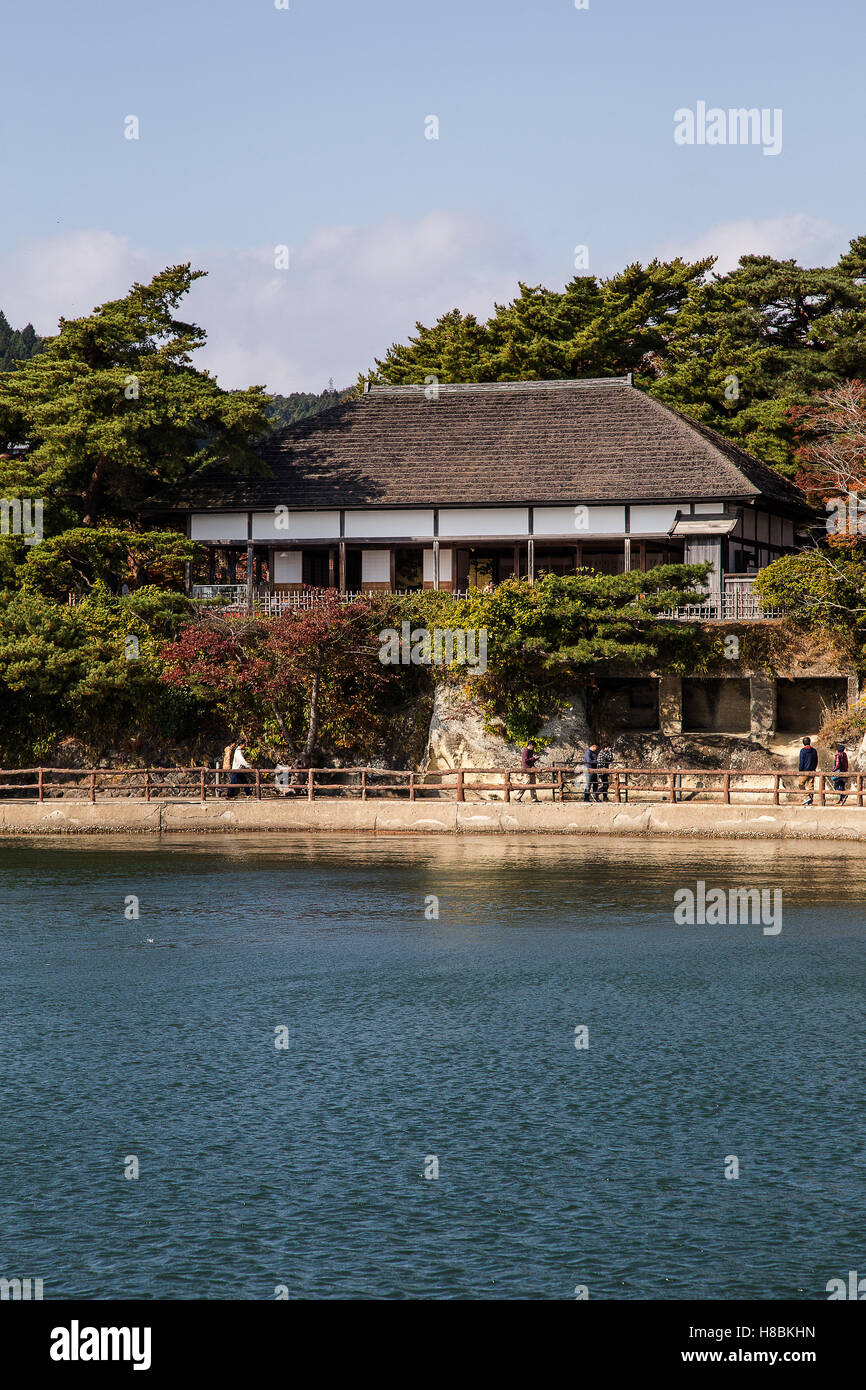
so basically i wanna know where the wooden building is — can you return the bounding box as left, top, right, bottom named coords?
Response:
left=164, top=376, right=810, bottom=607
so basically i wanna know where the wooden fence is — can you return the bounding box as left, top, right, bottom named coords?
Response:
left=0, top=766, right=861, bottom=806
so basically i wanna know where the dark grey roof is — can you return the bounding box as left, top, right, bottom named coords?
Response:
left=174, top=377, right=807, bottom=512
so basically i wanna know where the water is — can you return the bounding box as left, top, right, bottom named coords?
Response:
left=2, top=833, right=865, bottom=1301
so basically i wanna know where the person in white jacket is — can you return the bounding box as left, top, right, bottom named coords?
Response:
left=227, top=740, right=253, bottom=798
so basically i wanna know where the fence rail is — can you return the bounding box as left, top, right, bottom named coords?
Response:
left=0, top=766, right=860, bottom=806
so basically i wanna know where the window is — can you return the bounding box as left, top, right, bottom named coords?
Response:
left=583, top=549, right=624, bottom=575
left=346, top=550, right=361, bottom=590
left=302, top=551, right=330, bottom=586
left=394, top=547, right=423, bottom=591
left=535, top=549, right=576, bottom=576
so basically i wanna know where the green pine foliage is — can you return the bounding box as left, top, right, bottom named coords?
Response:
left=453, top=571, right=712, bottom=743
left=0, top=311, right=45, bottom=371
left=0, top=264, right=270, bottom=528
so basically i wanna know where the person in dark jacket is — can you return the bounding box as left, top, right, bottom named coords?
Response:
left=517, top=741, right=538, bottom=802
left=596, top=743, right=614, bottom=802
left=798, top=736, right=818, bottom=806
left=832, top=743, right=849, bottom=804
left=583, top=743, right=599, bottom=802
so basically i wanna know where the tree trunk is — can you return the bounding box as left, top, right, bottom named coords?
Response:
left=267, top=700, right=297, bottom=758
left=82, top=458, right=107, bottom=526
left=304, top=661, right=322, bottom=759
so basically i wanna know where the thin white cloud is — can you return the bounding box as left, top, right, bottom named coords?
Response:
left=0, top=230, right=155, bottom=330
left=0, top=214, right=529, bottom=393
left=657, top=214, right=846, bottom=274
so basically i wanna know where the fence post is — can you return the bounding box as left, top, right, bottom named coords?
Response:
left=361, top=770, right=367, bottom=800
left=668, top=770, right=676, bottom=803
left=89, top=771, right=96, bottom=805
left=200, top=768, right=206, bottom=801
left=409, top=772, right=415, bottom=802
left=456, top=769, right=464, bottom=803
left=613, top=770, right=620, bottom=804
left=819, top=773, right=825, bottom=807
left=859, top=773, right=864, bottom=808
left=773, top=773, right=780, bottom=806
left=145, top=769, right=150, bottom=803
left=255, top=768, right=262, bottom=800
left=723, top=771, right=731, bottom=805
left=557, top=768, right=563, bottom=802
left=503, top=770, right=511, bottom=803
left=38, top=767, right=44, bottom=803
left=308, top=766, right=314, bottom=801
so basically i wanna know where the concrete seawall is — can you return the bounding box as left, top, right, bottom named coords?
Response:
left=4, top=798, right=866, bottom=841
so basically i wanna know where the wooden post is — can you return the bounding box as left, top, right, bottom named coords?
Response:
left=859, top=773, right=864, bottom=808
left=557, top=768, right=563, bottom=802
left=255, top=768, right=261, bottom=800
left=773, top=773, right=780, bottom=806
left=723, top=771, right=731, bottom=805
left=668, top=770, right=675, bottom=803
left=819, top=773, right=825, bottom=807
left=38, top=767, right=44, bottom=803
left=503, top=770, right=511, bottom=803
left=200, top=768, right=206, bottom=801
left=613, top=770, right=620, bottom=804
left=89, top=771, right=96, bottom=805
left=308, top=766, right=314, bottom=800
left=361, top=769, right=367, bottom=800
left=409, top=772, right=416, bottom=801
left=456, top=769, right=464, bottom=802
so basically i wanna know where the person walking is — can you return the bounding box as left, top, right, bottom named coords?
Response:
left=832, top=742, right=849, bottom=804
left=516, top=741, right=538, bottom=802
left=584, top=742, right=599, bottom=802
left=596, top=742, right=614, bottom=802
left=798, top=736, right=818, bottom=806
left=227, top=739, right=253, bottom=798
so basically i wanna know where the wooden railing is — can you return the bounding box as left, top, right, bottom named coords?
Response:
left=0, top=766, right=861, bottom=806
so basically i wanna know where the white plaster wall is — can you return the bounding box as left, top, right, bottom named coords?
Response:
left=191, top=513, right=248, bottom=541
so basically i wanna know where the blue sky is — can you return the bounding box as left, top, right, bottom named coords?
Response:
left=1, top=0, right=863, bottom=390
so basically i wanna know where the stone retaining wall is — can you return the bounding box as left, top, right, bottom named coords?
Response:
left=3, top=799, right=866, bottom=841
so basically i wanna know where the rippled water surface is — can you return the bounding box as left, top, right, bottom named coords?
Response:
left=2, top=833, right=865, bottom=1300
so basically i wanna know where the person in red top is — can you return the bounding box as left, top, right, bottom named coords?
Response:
left=832, top=743, right=849, bottom=804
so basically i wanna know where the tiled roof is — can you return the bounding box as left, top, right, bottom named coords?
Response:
left=174, top=378, right=807, bottom=512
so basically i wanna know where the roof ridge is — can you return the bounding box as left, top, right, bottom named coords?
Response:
left=369, top=376, right=632, bottom=395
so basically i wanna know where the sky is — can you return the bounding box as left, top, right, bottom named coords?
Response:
left=1, top=0, right=863, bottom=392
